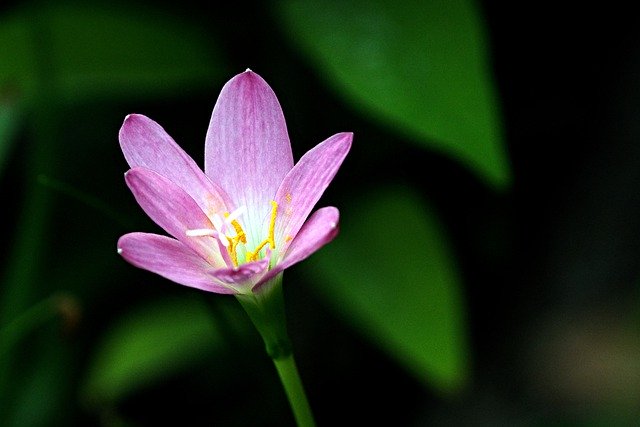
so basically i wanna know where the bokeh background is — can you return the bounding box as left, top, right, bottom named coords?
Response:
left=2, top=0, right=640, bottom=425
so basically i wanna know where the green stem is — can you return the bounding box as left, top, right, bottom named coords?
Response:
left=236, top=276, right=316, bottom=427
left=272, top=352, right=316, bottom=427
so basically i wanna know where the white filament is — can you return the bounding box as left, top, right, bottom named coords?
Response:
left=186, top=206, right=247, bottom=250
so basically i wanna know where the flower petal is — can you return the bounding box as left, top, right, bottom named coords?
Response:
left=273, top=132, right=352, bottom=250
left=257, top=207, right=340, bottom=289
left=118, top=233, right=236, bottom=294
left=120, top=114, right=230, bottom=216
left=209, top=258, right=269, bottom=290
left=205, top=70, right=294, bottom=239
left=125, top=167, right=221, bottom=263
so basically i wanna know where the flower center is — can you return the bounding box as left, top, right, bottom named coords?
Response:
left=186, top=201, right=278, bottom=268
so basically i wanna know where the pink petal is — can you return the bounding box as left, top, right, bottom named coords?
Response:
left=125, top=167, right=221, bottom=263
left=209, top=258, right=269, bottom=287
left=119, top=114, right=230, bottom=216
left=118, top=233, right=236, bottom=294
left=257, top=207, right=340, bottom=289
left=273, top=132, right=351, bottom=250
left=204, top=70, right=294, bottom=233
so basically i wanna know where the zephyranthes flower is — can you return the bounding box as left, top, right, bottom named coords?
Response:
left=117, top=70, right=352, bottom=295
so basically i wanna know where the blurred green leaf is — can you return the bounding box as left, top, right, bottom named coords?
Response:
left=0, top=295, right=66, bottom=359
left=7, top=333, right=73, bottom=427
left=0, top=14, right=37, bottom=100
left=37, top=174, right=134, bottom=229
left=0, top=2, right=225, bottom=104
left=277, top=0, right=510, bottom=189
left=307, top=186, right=469, bottom=393
left=0, top=96, right=20, bottom=174
left=0, top=294, right=76, bottom=424
left=82, top=296, right=230, bottom=406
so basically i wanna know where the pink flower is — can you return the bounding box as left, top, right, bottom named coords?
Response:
left=117, top=70, right=352, bottom=295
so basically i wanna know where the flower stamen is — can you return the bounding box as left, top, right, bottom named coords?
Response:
left=225, top=214, right=247, bottom=244
left=246, top=201, right=278, bottom=261
left=268, top=200, right=278, bottom=249
left=187, top=201, right=278, bottom=265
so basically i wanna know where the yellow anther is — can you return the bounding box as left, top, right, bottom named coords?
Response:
left=233, top=221, right=246, bottom=243
left=224, top=213, right=247, bottom=244
left=245, top=201, right=279, bottom=262
left=246, top=239, right=269, bottom=262
left=285, top=193, right=292, bottom=204
left=228, top=244, right=238, bottom=266
left=268, top=200, right=278, bottom=249
left=285, top=235, right=293, bottom=243
left=228, top=234, right=246, bottom=266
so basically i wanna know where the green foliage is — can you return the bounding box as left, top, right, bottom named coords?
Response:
left=308, top=185, right=469, bottom=393
left=0, top=2, right=226, bottom=105
left=277, top=0, right=511, bottom=189
left=0, top=98, right=20, bottom=175
left=0, top=4, right=228, bottom=420
left=82, top=296, right=231, bottom=406
left=8, top=334, right=72, bottom=427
